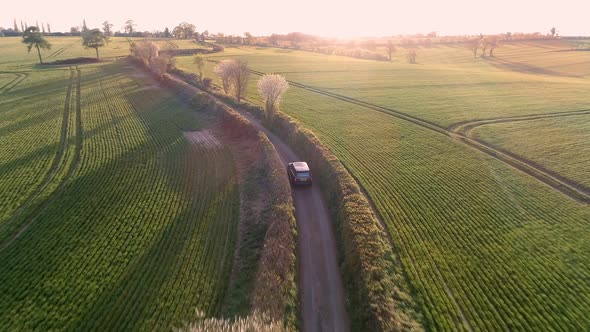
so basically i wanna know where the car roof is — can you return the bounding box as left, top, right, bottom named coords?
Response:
left=291, top=161, right=310, bottom=172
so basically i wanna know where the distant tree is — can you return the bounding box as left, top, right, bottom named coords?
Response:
left=36, top=20, right=39, bottom=29
left=47, top=23, right=51, bottom=34
left=469, top=37, right=481, bottom=58
left=82, top=19, right=88, bottom=32
left=164, top=27, right=171, bottom=38
left=258, top=74, right=289, bottom=118
left=406, top=49, right=417, bottom=64
left=70, top=26, right=81, bottom=35
left=172, top=25, right=182, bottom=39
left=506, top=32, right=512, bottom=40
left=41, top=22, right=46, bottom=34
left=25, top=22, right=28, bottom=29
left=124, top=20, right=136, bottom=35
left=386, top=40, right=396, bottom=61
left=550, top=27, right=556, bottom=37
left=82, top=29, right=107, bottom=58
left=201, top=30, right=209, bottom=42
left=488, top=36, right=500, bottom=57
left=20, top=21, right=24, bottom=32
left=13, top=18, right=19, bottom=32
left=192, top=55, right=205, bottom=80
left=22, top=26, right=51, bottom=64
left=244, top=32, right=252, bottom=45
left=269, top=34, right=279, bottom=46
left=102, top=21, right=113, bottom=36
left=173, top=22, right=196, bottom=39
left=480, top=37, right=489, bottom=57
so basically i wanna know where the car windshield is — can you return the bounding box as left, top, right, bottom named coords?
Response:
left=297, top=171, right=310, bottom=178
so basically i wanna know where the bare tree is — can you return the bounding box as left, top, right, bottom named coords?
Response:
left=233, top=59, right=250, bottom=102
left=244, top=32, right=252, bottom=45
left=102, top=21, right=113, bottom=37
left=214, top=59, right=235, bottom=94
left=488, top=36, right=500, bottom=57
left=469, top=38, right=480, bottom=58
left=124, top=20, right=136, bottom=35
left=480, top=37, right=489, bottom=57
left=550, top=27, right=557, bottom=37
left=214, top=59, right=250, bottom=101
left=386, top=40, right=396, bottom=61
left=258, top=74, right=289, bottom=118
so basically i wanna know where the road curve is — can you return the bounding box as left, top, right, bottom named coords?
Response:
left=237, top=110, right=350, bottom=332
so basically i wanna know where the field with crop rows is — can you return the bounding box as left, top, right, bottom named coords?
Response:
left=472, top=114, right=590, bottom=189
left=178, top=41, right=590, bottom=329
left=0, top=61, right=240, bottom=330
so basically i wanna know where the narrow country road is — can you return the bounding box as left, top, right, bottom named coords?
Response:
left=168, top=74, right=350, bottom=331
left=246, top=117, right=351, bottom=332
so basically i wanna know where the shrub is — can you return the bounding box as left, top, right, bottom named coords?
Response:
left=202, top=77, right=212, bottom=89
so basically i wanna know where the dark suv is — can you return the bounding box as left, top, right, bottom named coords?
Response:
left=287, top=162, right=313, bottom=185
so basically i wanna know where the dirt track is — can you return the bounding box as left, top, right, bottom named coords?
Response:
left=169, top=75, right=350, bottom=331
left=228, top=105, right=350, bottom=332
left=262, top=123, right=351, bottom=332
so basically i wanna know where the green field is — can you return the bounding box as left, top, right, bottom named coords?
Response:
left=178, top=42, right=590, bottom=330
left=0, top=61, right=240, bottom=330
left=472, top=114, right=590, bottom=189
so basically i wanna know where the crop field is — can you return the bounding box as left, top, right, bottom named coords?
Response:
left=0, top=61, right=240, bottom=330
left=178, top=42, right=590, bottom=330
left=472, top=114, right=590, bottom=189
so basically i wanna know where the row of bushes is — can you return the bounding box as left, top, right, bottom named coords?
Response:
left=199, top=84, right=423, bottom=331
left=148, top=66, right=298, bottom=329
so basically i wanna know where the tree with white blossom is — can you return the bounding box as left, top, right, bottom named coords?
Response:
left=258, top=74, right=289, bottom=118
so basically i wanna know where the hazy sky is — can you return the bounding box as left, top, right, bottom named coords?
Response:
left=3, top=0, right=589, bottom=37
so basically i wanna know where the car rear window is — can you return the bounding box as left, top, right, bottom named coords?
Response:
left=297, top=171, right=311, bottom=177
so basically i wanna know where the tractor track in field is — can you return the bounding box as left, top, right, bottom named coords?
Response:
left=241, top=67, right=589, bottom=204
left=449, top=109, right=590, bottom=135
left=47, top=42, right=75, bottom=58
left=448, top=109, right=590, bottom=195
left=0, top=68, right=83, bottom=251
left=0, top=72, right=28, bottom=95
